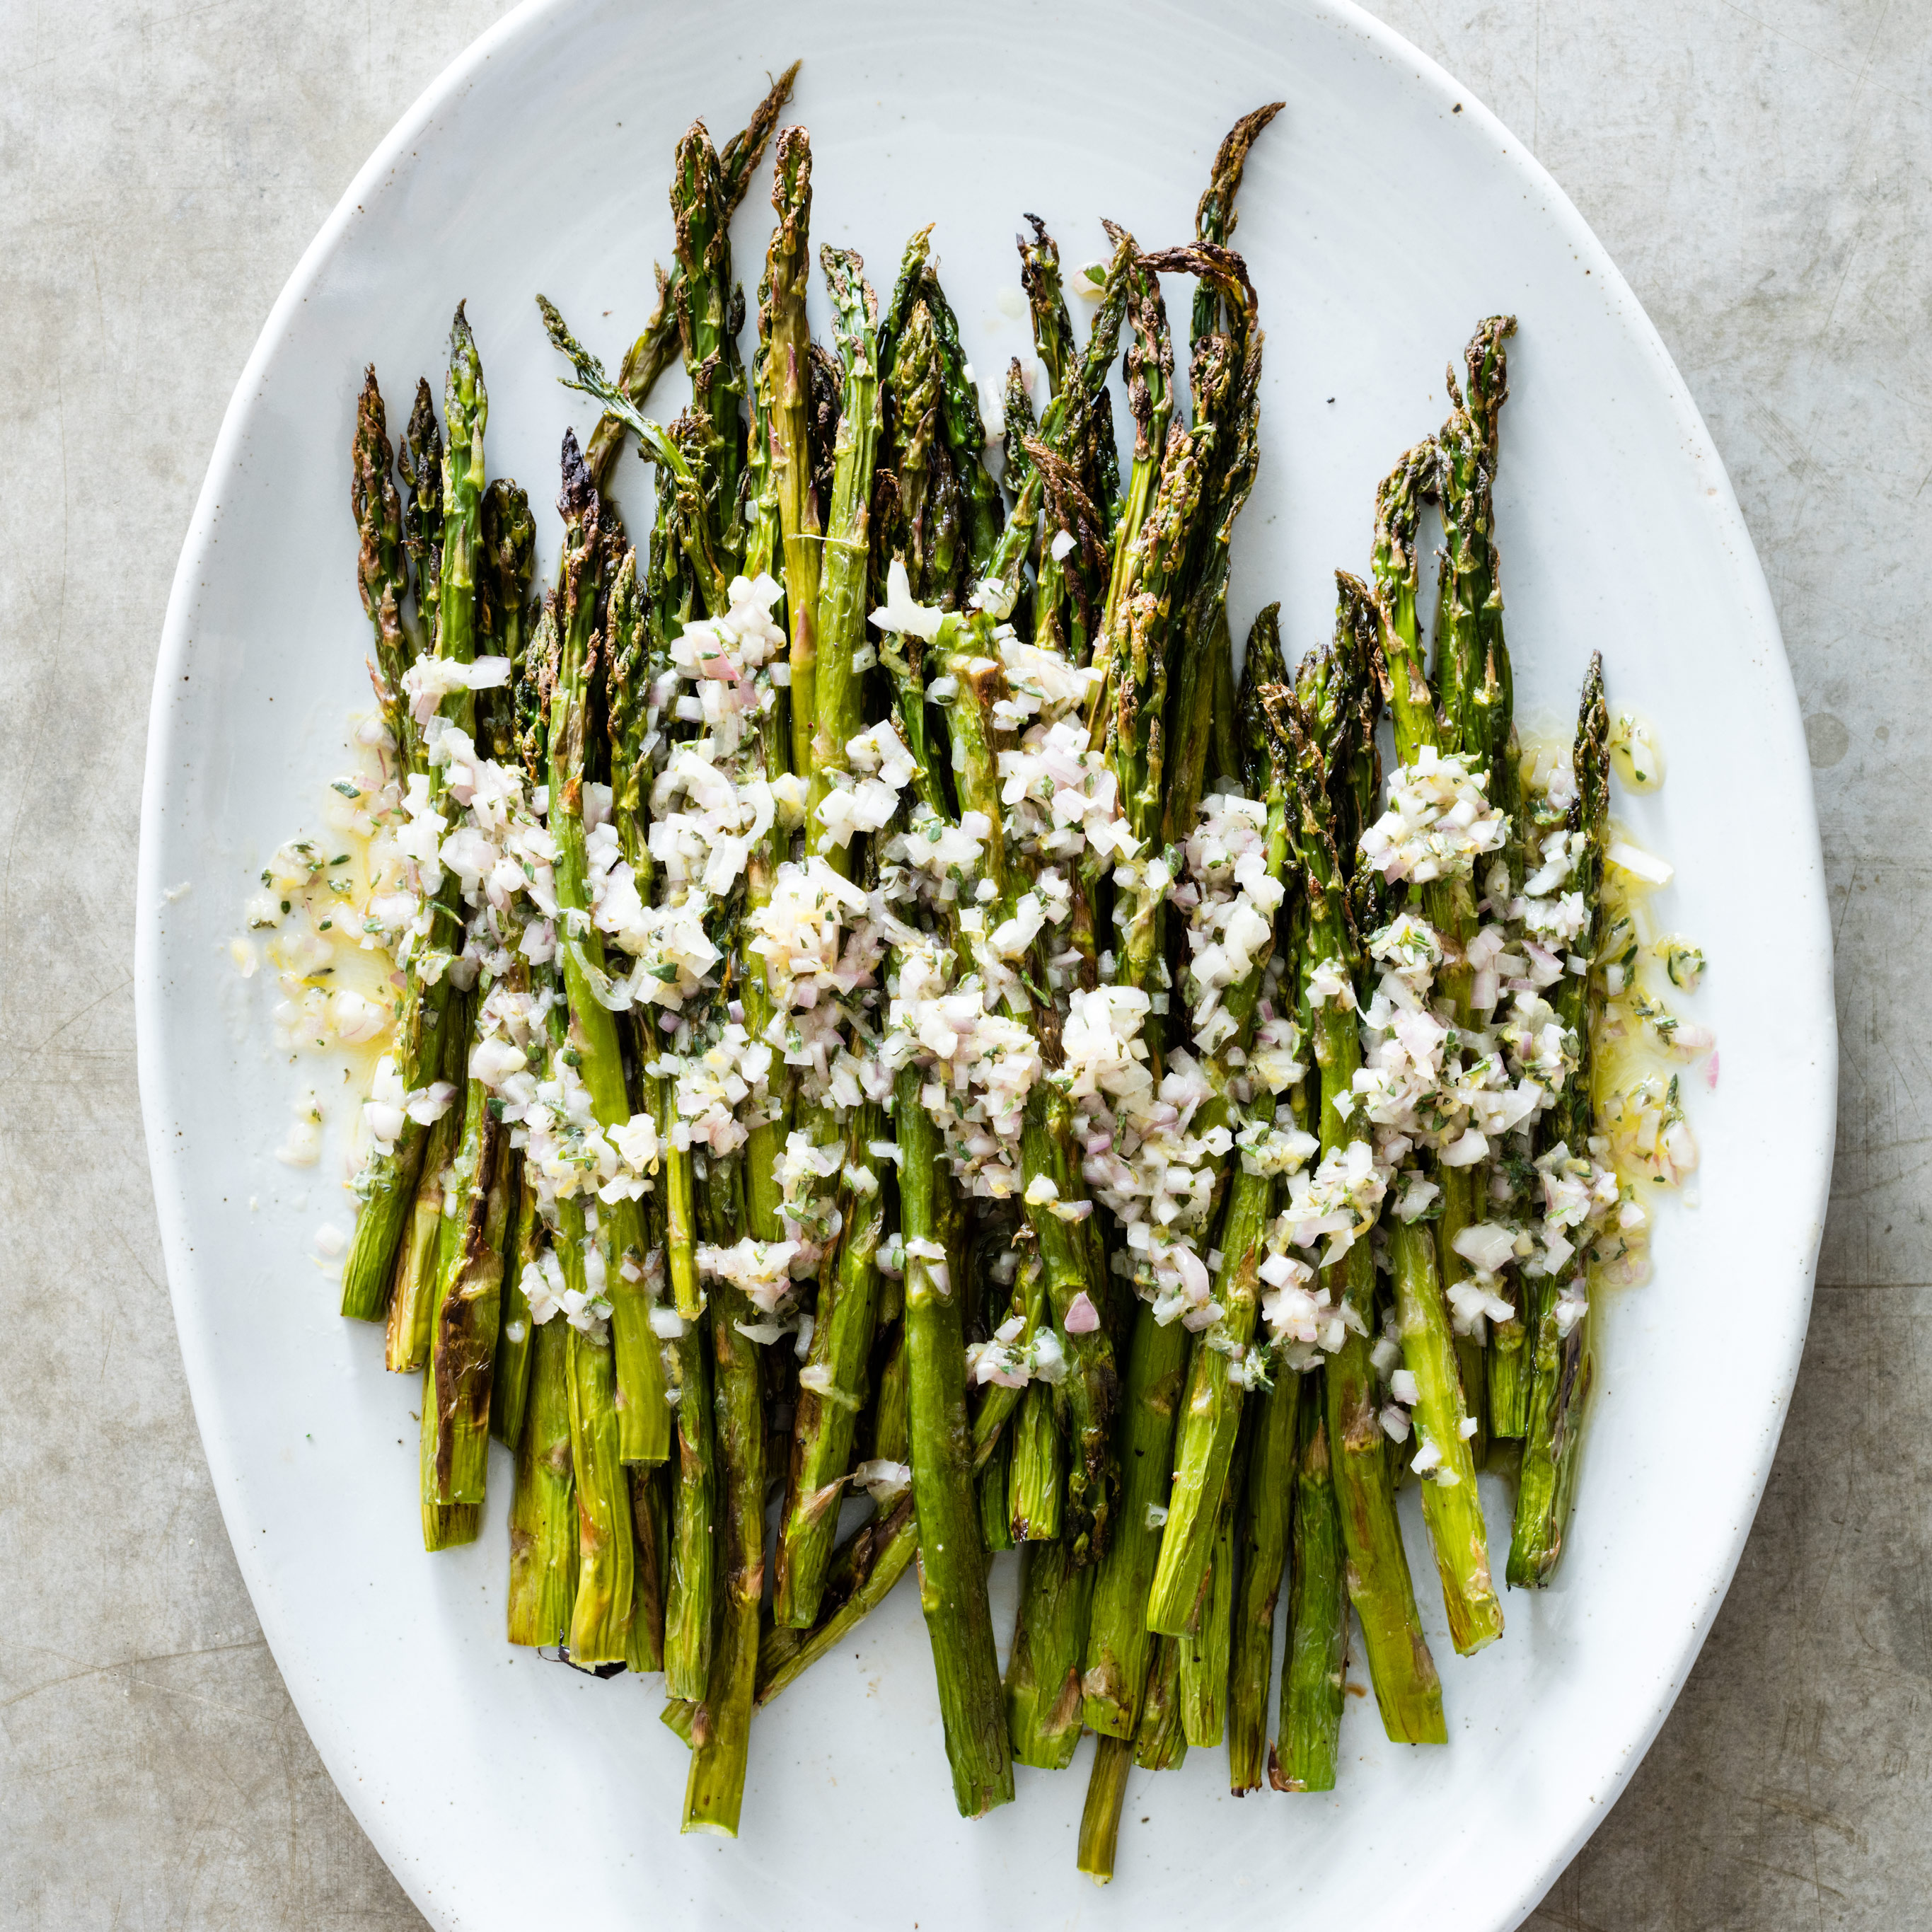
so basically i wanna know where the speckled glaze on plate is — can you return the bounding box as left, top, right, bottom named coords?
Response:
left=136, top=4, right=1833, bottom=1926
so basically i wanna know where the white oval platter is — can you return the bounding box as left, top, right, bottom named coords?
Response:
left=137, top=3, right=1835, bottom=1927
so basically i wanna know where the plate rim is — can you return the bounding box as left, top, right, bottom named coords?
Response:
left=134, top=2, right=1835, bottom=1926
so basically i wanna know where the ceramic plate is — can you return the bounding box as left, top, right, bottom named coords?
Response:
left=137, top=2, right=1834, bottom=1926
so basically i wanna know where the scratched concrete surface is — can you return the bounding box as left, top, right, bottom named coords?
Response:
left=0, top=3, right=1914, bottom=1926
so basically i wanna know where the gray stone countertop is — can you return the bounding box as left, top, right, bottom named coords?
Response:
left=0, top=4, right=1909, bottom=1926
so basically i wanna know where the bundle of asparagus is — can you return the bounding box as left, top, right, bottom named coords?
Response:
left=259, top=59, right=1708, bottom=1874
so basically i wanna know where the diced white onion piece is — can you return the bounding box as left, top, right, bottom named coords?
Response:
left=1607, top=839, right=1673, bottom=886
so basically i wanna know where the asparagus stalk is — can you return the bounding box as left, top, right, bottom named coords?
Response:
left=869, top=228, right=995, bottom=604
left=1364, top=444, right=1439, bottom=780
left=1188, top=102, right=1285, bottom=349
left=760, top=129, right=822, bottom=777
left=435, top=305, right=485, bottom=694
left=400, top=378, right=444, bottom=666
left=1161, top=339, right=1261, bottom=850
left=882, top=297, right=961, bottom=630
left=1271, top=1379, right=1346, bottom=1791
left=1465, top=320, right=1519, bottom=796
left=662, top=1309, right=716, bottom=1701
left=1015, top=216, right=1081, bottom=654
left=899, top=1068, right=1014, bottom=1815
left=351, top=368, right=413, bottom=744
left=1362, top=453, right=1515, bottom=1645
left=1164, top=99, right=1278, bottom=815
left=1019, top=214, right=1077, bottom=398
left=1266, top=651, right=1446, bottom=1744
left=1145, top=658, right=1294, bottom=1631
left=755, top=1378, right=1024, bottom=1709
left=683, top=338, right=789, bottom=1832
left=712, top=66, right=802, bottom=214
left=755, top=1500, right=918, bottom=1709
left=804, top=243, right=885, bottom=852
left=681, top=1280, right=768, bottom=1833
left=999, top=1214, right=1060, bottom=1544
left=381, top=359, right=478, bottom=1406
left=419, top=1496, right=479, bottom=1554
left=1005, top=321, right=1044, bottom=449
left=1433, top=320, right=1517, bottom=770
left=668, top=120, right=750, bottom=560
left=341, top=379, right=456, bottom=1322
left=1089, top=373, right=1215, bottom=885
left=770, top=245, right=889, bottom=1627
left=1389, top=1208, right=1502, bottom=1650
left=508, top=446, right=647, bottom=1660
left=1087, top=591, right=1282, bottom=1731
left=878, top=418, right=1123, bottom=1581
left=628, top=1463, right=670, bottom=1675
left=775, top=282, right=891, bottom=1623
left=1227, top=1363, right=1298, bottom=1793
left=491, top=1167, right=540, bottom=1450
left=1177, top=1425, right=1242, bottom=1747
left=545, top=434, right=673, bottom=1465
left=1010, top=224, right=1118, bottom=649
left=1080, top=1297, right=1188, bottom=1737
left=584, top=63, right=799, bottom=487
left=481, top=508, right=550, bottom=1462
left=1144, top=1162, right=1274, bottom=1638
left=865, top=1268, right=910, bottom=1468
left=1008, top=1380, right=1063, bottom=1542
left=1418, top=318, right=1519, bottom=1461
left=1088, top=250, right=1250, bottom=799
left=920, top=265, right=1004, bottom=585
left=481, top=471, right=538, bottom=1450
left=1071, top=226, right=1135, bottom=575
left=512, top=590, right=635, bottom=1642
left=536, top=299, right=728, bottom=617
left=807, top=342, right=842, bottom=536
left=384, top=1095, right=458, bottom=1373
left=1458, top=330, right=1534, bottom=1440
left=506, top=1311, right=577, bottom=1645
left=1000, top=1145, right=1108, bottom=1765
left=381, top=344, right=482, bottom=1391
left=420, top=313, right=514, bottom=1529
left=1094, top=308, right=1241, bottom=999
left=1089, top=1621, right=1198, bottom=1884
left=1006, top=1537, right=1091, bottom=1771
left=774, top=1099, right=884, bottom=1625
left=602, top=536, right=721, bottom=1687
left=1338, top=566, right=1506, bottom=1655
left=735, top=360, right=797, bottom=1255
left=1094, top=229, right=1170, bottom=652
left=1076, top=1735, right=1135, bottom=1884
left=954, top=657, right=1120, bottom=1552
left=980, top=1428, right=1016, bottom=1552
left=1022, top=431, right=1109, bottom=668
left=1509, top=657, right=1608, bottom=1587
left=421, top=1092, right=508, bottom=1523
left=564, top=1321, right=635, bottom=1665
left=1133, top=1635, right=1188, bottom=1770
left=874, top=314, right=1080, bottom=1725
left=343, top=985, right=454, bottom=1323
left=601, top=540, right=717, bottom=1401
